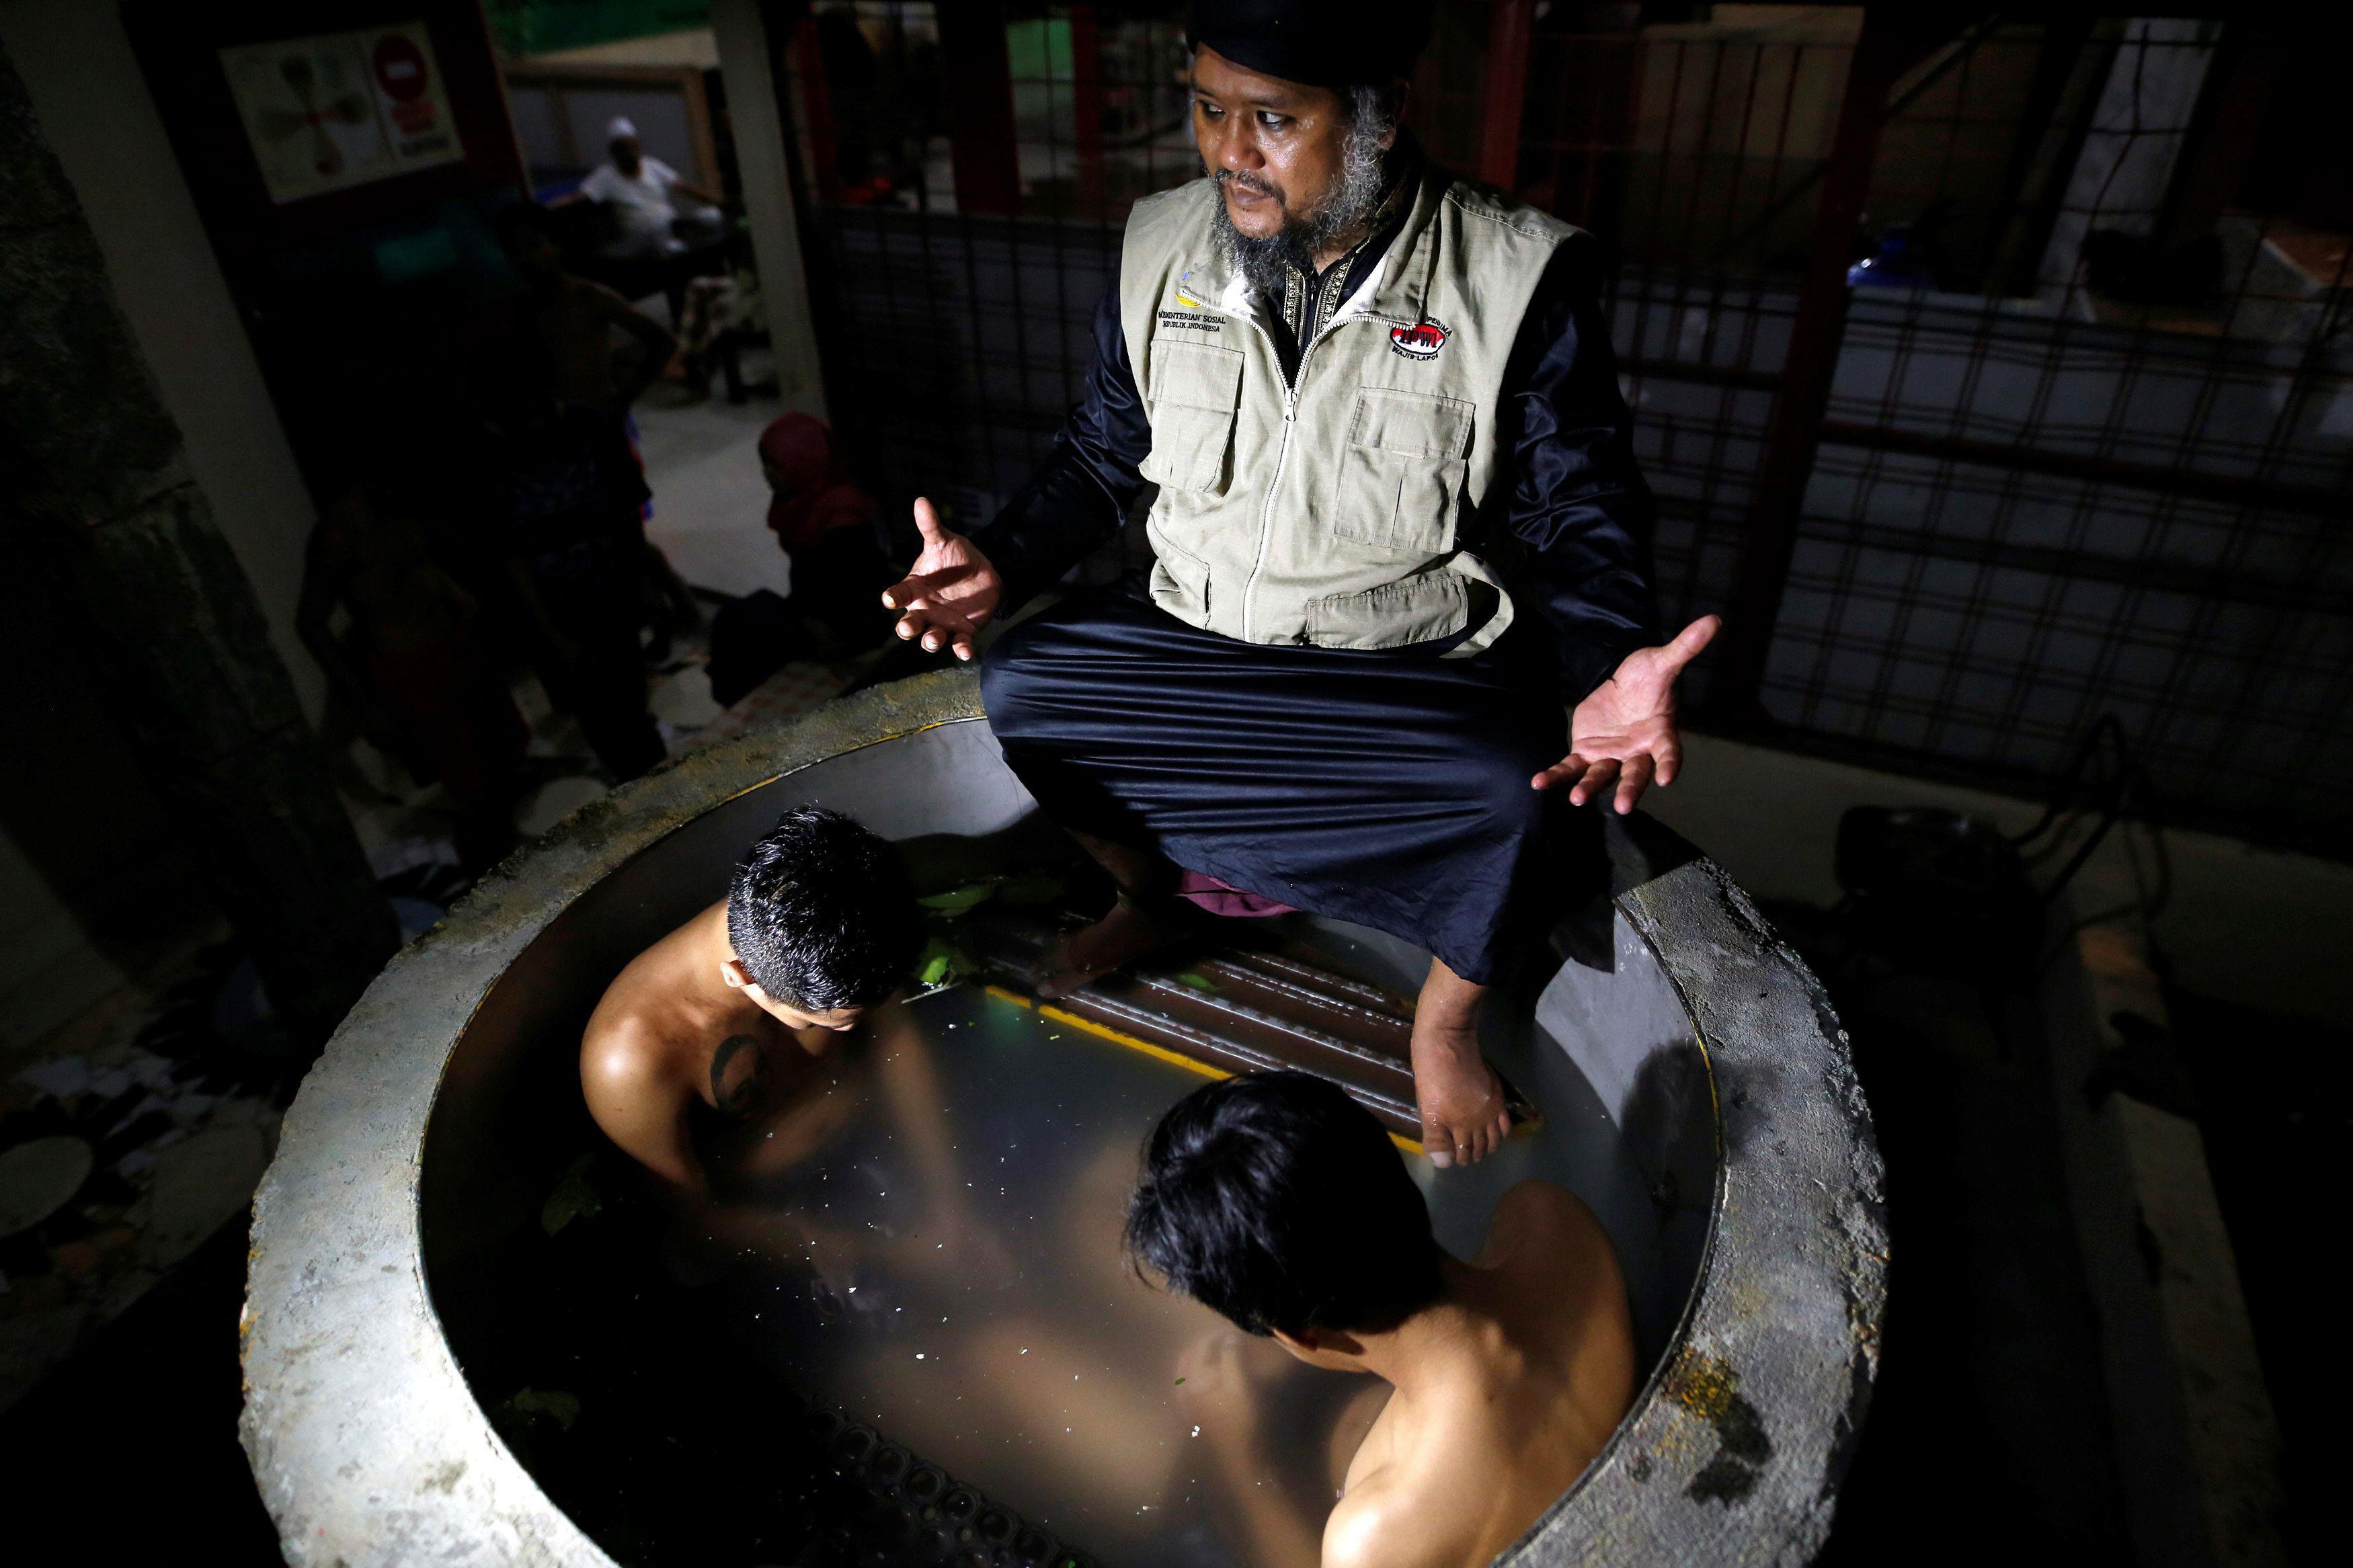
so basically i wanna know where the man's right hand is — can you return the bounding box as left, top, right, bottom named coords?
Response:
left=880, top=497, right=1003, bottom=662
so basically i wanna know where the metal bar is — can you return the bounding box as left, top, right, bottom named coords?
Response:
left=550, top=83, right=580, bottom=170
left=791, top=11, right=841, bottom=206
left=1478, top=0, right=1534, bottom=191
left=939, top=2, right=1022, bottom=216
left=1685, top=724, right=2280, bottom=858
left=1620, top=356, right=1784, bottom=393
left=1070, top=4, right=1107, bottom=218
left=1813, top=419, right=2351, bottom=520
left=680, top=66, right=721, bottom=192
left=1073, top=4, right=1106, bottom=220
left=1706, top=11, right=1923, bottom=724
left=1697, top=10, right=1996, bottom=270
left=1790, top=510, right=2342, bottom=615
left=1981, top=17, right=2096, bottom=292
left=2153, top=28, right=2281, bottom=249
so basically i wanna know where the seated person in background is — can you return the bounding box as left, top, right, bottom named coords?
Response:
left=676, top=262, right=761, bottom=401
left=571, top=116, right=723, bottom=259
left=1128, top=1071, right=1636, bottom=1568
left=496, top=201, right=701, bottom=657
left=461, top=343, right=667, bottom=780
left=580, top=806, right=924, bottom=1203
left=296, top=475, right=526, bottom=870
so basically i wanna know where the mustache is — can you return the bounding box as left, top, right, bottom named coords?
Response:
left=1213, top=168, right=1284, bottom=206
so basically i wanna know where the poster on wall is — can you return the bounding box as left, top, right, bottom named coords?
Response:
left=220, top=23, right=465, bottom=204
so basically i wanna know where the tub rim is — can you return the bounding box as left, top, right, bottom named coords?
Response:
left=239, top=669, right=1884, bottom=1565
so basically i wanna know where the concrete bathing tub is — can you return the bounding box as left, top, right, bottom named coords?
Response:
left=241, top=671, right=1885, bottom=1565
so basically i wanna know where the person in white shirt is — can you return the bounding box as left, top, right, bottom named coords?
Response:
left=573, top=116, right=722, bottom=257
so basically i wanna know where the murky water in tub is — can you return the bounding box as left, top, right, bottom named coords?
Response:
left=444, top=981, right=1658, bottom=1567
left=727, top=986, right=1346, bottom=1566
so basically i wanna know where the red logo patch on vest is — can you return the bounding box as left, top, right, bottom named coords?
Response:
left=1389, top=321, right=1449, bottom=360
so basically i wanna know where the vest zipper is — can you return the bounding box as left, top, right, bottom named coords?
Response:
left=1232, top=311, right=1353, bottom=643
left=1245, top=384, right=1298, bottom=644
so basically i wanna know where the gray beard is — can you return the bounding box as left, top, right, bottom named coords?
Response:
left=1209, top=104, right=1393, bottom=297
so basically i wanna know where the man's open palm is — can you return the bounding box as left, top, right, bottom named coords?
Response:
left=1535, top=616, right=1721, bottom=814
left=879, top=497, right=1002, bottom=661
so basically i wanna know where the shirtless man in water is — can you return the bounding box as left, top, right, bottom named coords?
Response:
left=1129, top=1071, right=1635, bottom=1568
left=580, top=806, right=924, bottom=1204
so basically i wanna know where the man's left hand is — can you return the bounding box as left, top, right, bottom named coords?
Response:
left=1534, top=616, right=1721, bottom=814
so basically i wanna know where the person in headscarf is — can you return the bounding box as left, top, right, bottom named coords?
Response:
left=879, top=0, right=1719, bottom=1167
left=759, top=414, right=893, bottom=657
left=296, top=475, right=527, bottom=870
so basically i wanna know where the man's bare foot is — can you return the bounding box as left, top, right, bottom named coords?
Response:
left=1034, top=895, right=1190, bottom=999
left=1412, top=961, right=1512, bottom=1167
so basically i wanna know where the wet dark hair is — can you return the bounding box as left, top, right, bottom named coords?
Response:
left=725, top=807, right=921, bottom=1012
left=1125, top=1071, right=1444, bottom=1338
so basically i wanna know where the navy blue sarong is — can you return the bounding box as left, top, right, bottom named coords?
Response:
left=978, top=585, right=1583, bottom=985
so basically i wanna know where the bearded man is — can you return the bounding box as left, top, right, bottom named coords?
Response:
left=881, top=0, right=1716, bottom=1165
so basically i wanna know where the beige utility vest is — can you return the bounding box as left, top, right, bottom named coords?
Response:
left=1119, top=167, right=1579, bottom=655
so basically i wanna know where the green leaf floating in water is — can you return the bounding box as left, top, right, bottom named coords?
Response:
left=917, top=882, right=996, bottom=915
left=912, top=934, right=975, bottom=991
left=539, top=1153, right=602, bottom=1235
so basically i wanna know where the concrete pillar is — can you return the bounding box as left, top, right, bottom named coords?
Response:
left=0, top=46, right=396, bottom=1041
left=1, top=0, right=330, bottom=723
left=711, top=0, right=829, bottom=418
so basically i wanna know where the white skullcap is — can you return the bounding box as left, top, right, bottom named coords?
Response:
left=606, top=116, right=637, bottom=140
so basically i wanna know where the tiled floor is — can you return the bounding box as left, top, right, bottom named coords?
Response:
left=634, top=354, right=796, bottom=603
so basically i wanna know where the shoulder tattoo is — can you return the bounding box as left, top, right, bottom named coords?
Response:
left=709, top=1033, right=772, bottom=1116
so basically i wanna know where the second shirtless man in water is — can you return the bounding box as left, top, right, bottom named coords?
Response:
left=1129, top=1070, right=1636, bottom=1568
left=580, top=806, right=925, bottom=1202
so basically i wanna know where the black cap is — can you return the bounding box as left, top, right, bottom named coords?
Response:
left=1188, top=0, right=1434, bottom=90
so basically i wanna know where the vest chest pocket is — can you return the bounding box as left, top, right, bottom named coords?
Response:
left=1139, top=341, right=1245, bottom=496
left=1332, top=388, right=1474, bottom=555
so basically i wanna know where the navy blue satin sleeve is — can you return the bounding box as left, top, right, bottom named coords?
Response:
left=1496, top=237, right=1662, bottom=704
left=969, top=285, right=1152, bottom=610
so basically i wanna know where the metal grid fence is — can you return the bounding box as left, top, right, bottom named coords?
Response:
left=775, top=3, right=2351, bottom=856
